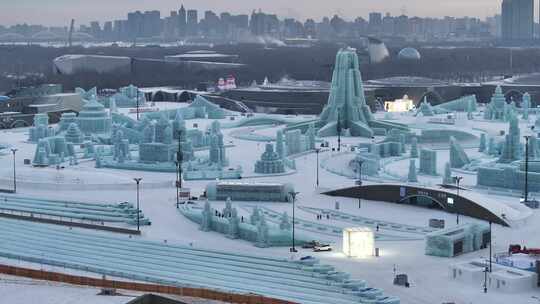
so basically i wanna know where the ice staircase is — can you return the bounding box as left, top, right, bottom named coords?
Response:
left=0, top=218, right=399, bottom=304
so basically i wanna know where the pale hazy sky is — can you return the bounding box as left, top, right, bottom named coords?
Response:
left=1, top=0, right=504, bottom=26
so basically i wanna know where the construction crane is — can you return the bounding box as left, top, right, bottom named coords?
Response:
left=68, top=19, right=75, bottom=47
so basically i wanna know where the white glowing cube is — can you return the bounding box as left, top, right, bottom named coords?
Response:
left=343, top=227, right=374, bottom=257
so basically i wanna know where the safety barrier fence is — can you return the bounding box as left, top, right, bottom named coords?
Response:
left=0, top=264, right=297, bottom=304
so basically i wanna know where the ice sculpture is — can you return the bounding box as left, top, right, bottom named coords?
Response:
left=190, top=95, right=226, bottom=119
left=58, top=112, right=77, bottom=132
left=449, top=137, right=470, bottom=168
left=498, top=116, right=521, bottom=163
left=408, top=159, right=418, bottom=182
left=488, top=137, right=498, bottom=156
left=77, top=98, right=112, bottom=134
left=28, top=114, right=55, bottom=142
left=425, top=223, right=490, bottom=257
left=359, top=142, right=402, bottom=158
left=442, top=162, right=453, bottom=185
left=522, top=93, right=531, bottom=120
left=255, top=143, right=286, bottom=174
left=284, top=129, right=315, bottom=156
left=209, top=121, right=227, bottom=166
left=351, top=154, right=380, bottom=176
left=433, top=95, right=477, bottom=113
left=419, top=148, right=437, bottom=176
left=410, top=137, right=419, bottom=158
left=75, top=87, right=97, bottom=101
left=478, top=134, right=487, bottom=152
left=484, top=86, right=507, bottom=121
left=65, top=123, right=83, bottom=144
left=276, top=130, right=285, bottom=159
left=32, top=137, right=71, bottom=166
left=317, top=47, right=406, bottom=137
left=417, top=97, right=434, bottom=116
left=180, top=201, right=307, bottom=247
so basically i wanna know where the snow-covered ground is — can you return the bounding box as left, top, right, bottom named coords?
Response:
left=0, top=106, right=539, bottom=304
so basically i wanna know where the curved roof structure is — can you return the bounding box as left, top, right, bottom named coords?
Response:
left=0, top=33, right=26, bottom=41
left=366, top=76, right=448, bottom=87
left=398, top=47, right=421, bottom=60
left=31, top=30, right=62, bottom=40
left=323, top=183, right=531, bottom=227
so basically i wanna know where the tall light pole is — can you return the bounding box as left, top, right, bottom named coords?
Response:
left=489, top=221, right=492, bottom=273
left=176, top=130, right=183, bottom=207
left=524, top=136, right=530, bottom=202
left=289, top=191, right=300, bottom=253
left=337, top=110, right=342, bottom=152
left=356, top=160, right=364, bottom=208
left=454, top=176, right=463, bottom=225
left=315, top=148, right=320, bottom=187
left=133, top=178, right=142, bottom=232
left=10, top=148, right=17, bottom=193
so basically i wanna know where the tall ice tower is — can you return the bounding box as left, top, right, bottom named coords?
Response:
left=317, top=47, right=377, bottom=137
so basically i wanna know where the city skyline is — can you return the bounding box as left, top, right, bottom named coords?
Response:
left=1, top=0, right=503, bottom=26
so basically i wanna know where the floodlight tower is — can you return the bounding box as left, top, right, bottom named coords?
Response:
left=10, top=148, right=17, bottom=193
left=176, top=130, right=183, bottom=206
left=289, top=191, right=300, bottom=253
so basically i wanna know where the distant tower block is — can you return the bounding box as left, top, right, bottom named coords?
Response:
left=317, top=47, right=406, bottom=138
left=419, top=148, right=437, bottom=176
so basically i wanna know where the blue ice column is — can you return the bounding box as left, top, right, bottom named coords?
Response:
left=498, top=116, right=521, bottom=163
left=410, top=137, right=419, bottom=158
left=279, top=212, right=292, bottom=230
left=276, top=130, right=285, bottom=159
left=419, top=148, right=437, bottom=176
left=255, top=215, right=270, bottom=248
left=408, top=159, right=418, bottom=182
left=478, top=134, right=487, bottom=152
left=522, top=93, right=531, bottom=120
left=442, top=162, right=453, bottom=185
left=227, top=208, right=240, bottom=239
left=488, top=137, right=498, bottom=156
left=200, top=201, right=213, bottom=232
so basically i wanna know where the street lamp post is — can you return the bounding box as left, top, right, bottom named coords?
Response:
left=489, top=221, right=492, bottom=273
left=337, top=110, right=342, bottom=152
left=289, top=191, right=300, bottom=253
left=136, top=90, right=140, bottom=121
left=357, top=160, right=364, bottom=208
left=524, top=136, right=530, bottom=202
left=176, top=130, right=183, bottom=207
left=484, top=266, right=488, bottom=293
left=11, top=148, right=17, bottom=193
left=133, top=178, right=142, bottom=232
left=454, top=176, right=463, bottom=225
left=315, top=148, right=320, bottom=188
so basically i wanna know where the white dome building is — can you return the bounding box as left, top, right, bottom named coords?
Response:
left=398, top=47, right=421, bottom=60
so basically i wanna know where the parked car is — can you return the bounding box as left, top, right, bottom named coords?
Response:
left=302, top=241, right=321, bottom=249
left=313, top=244, right=333, bottom=252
